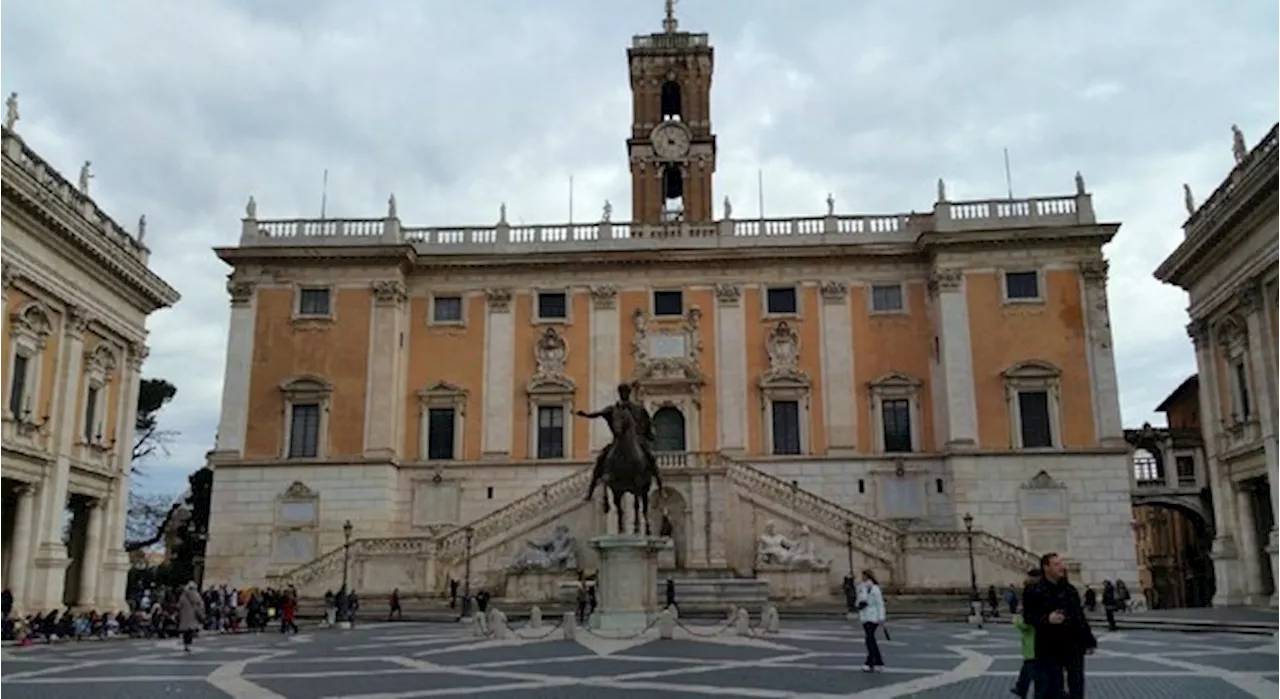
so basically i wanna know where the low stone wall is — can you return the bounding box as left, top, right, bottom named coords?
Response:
left=503, top=571, right=578, bottom=602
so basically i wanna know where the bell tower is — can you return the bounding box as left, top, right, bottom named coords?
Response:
left=627, top=0, right=716, bottom=224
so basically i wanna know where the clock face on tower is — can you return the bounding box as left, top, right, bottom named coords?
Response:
left=650, top=121, right=692, bottom=161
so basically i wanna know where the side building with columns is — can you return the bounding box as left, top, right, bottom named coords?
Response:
left=203, top=12, right=1138, bottom=600
left=1155, top=122, right=1279, bottom=608
left=1, top=123, right=180, bottom=613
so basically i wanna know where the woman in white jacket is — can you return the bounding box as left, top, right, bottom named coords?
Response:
left=856, top=569, right=886, bottom=672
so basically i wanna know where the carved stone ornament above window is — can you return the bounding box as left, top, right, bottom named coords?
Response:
left=9, top=300, right=53, bottom=347
left=83, top=344, right=118, bottom=379
left=279, top=480, right=317, bottom=500
left=280, top=375, right=334, bottom=402
left=820, top=281, right=847, bottom=303
left=632, top=307, right=705, bottom=395
left=66, top=305, right=92, bottom=335
left=372, top=279, right=408, bottom=305
left=1215, top=314, right=1247, bottom=349
left=485, top=287, right=512, bottom=313
left=532, top=327, right=569, bottom=384
left=927, top=269, right=964, bottom=295
left=227, top=279, right=256, bottom=305
left=590, top=285, right=618, bottom=310
left=759, top=321, right=809, bottom=389
left=1001, top=359, right=1062, bottom=387
left=418, top=380, right=468, bottom=408
left=714, top=283, right=741, bottom=306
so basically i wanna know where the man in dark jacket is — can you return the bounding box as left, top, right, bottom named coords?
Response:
left=1022, top=552, right=1096, bottom=698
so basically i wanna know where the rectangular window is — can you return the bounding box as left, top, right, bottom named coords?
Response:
left=1018, top=390, right=1053, bottom=448
left=8, top=353, right=28, bottom=416
left=1175, top=456, right=1196, bottom=486
left=288, top=403, right=321, bottom=458
left=770, top=400, right=802, bottom=455
left=871, top=284, right=904, bottom=313
left=537, top=292, right=568, bottom=320
left=1234, top=362, right=1251, bottom=419
left=536, top=405, right=565, bottom=459
left=653, top=290, right=684, bottom=317
left=881, top=398, right=912, bottom=453
left=1004, top=272, right=1040, bottom=301
left=766, top=287, right=798, bottom=315
left=432, top=296, right=463, bottom=323
left=426, top=408, right=456, bottom=460
left=83, top=385, right=99, bottom=443
left=298, top=288, right=332, bottom=316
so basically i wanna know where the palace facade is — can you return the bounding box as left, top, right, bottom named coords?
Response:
left=1, top=120, right=180, bottom=613
left=1155, top=123, right=1279, bottom=607
left=204, top=12, right=1138, bottom=598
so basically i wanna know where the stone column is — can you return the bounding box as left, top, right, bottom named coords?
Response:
left=1234, top=485, right=1265, bottom=604
left=1237, top=282, right=1280, bottom=599
left=819, top=281, right=857, bottom=453
left=713, top=283, right=747, bottom=455
left=100, top=343, right=144, bottom=609
left=1192, top=320, right=1244, bottom=606
left=364, top=280, right=407, bottom=459
left=928, top=269, right=978, bottom=448
left=481, top=288, right=514, bottom=457
left=8, top=482, right=38, bottom=613
left=1079, top=261, right=1125, bottom=446
left=30, top=305, right=90, bottom=610
left=213, top=281, right=257, bottom=456
left=76, top=498, right=106, bottom=606
left=589, top=286, right=620, bottom=452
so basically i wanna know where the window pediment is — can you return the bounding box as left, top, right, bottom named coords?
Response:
left=10, top=301, right=53, bottom=345
left=280, top=375, right=333, bottom=401
left=868, top=372, right=922, bottom=395
left=83, top=344, right=118, bottom=379
left=279, top=480, right=317, bottom=501
left=419, top=381, right=468, bottom=407
left=1023, top=469, right=1065, bottom=491
left=1002, top=359, right=1061, bottom=382
left=527, top=374, right=576, bottom=398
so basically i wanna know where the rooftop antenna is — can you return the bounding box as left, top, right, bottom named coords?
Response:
left=320, top=168, right=329, bottom=219
left=1003, top=148, right=1014, bottom=200
left=663, top=0, right=679, bottom=33
left=757, top=169, right=765, bottom=220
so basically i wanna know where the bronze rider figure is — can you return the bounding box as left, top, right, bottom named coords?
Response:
left=577, top=383, right=663, bottom=500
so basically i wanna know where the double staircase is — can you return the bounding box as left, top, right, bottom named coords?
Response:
left=269, top=452, right=1039, bottom=594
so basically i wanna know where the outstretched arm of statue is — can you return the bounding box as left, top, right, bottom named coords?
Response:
left=575, top=408, right=609, bottom=419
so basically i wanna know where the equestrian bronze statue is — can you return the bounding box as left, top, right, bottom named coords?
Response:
left=576, top=383, right=663, bottom=534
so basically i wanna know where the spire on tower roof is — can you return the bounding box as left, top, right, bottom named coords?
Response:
left=663, top=0, right=678, bottom=33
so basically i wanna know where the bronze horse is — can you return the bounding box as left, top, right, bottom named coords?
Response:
left=602, top=402, right=654, bottom=535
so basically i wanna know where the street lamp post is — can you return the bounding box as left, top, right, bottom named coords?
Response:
left=845, top=521, right=855, bottom=576
left=461, top=526, right=474, bottom=619
left=963, top=512, right=981, bottom=628
left=341, top=520, right=353, bottom=622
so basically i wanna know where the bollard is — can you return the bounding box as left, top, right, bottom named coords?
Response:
left=658, top=607, right=676, bottom=640
left=763, top=605, right=780, bottom=634
left=490, top=608, right=513, bottom=639
left=733, top=607, right=750, bottom=636
left=528, top=605, right=543, bottom=629
left=562, top=612, right=576, bottom=641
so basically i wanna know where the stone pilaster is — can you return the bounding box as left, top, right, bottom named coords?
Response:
left=819, top=281, right=857, bottom=452
left=1079, top=261, right=1125, bottom=446
left=928, top=269, right=978, bottom=449
left=589, top=286, right=620, bottom=451
left=213, top=280, right=257, bottom=456
left=482, top=288, right=514, bottom=457
left=364, top=280, right=407, bottom=459
left=7, top=482, right=38, bottom=613
left=77, top=498, right=106, bottom=606
left=101, top=343, right=144, bottom=608
left=713, top=283, right=746, bottom=455
left=30, top=305, right=90, bottom=610
left=1237, top=281, right=1280, bottom=601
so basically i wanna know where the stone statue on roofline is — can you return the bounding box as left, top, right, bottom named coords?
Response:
left=1231, top=124, right=1248, bottom=164
left=4, top=92, right=19, bottom=130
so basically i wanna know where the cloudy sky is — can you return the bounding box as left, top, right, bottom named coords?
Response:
left=2, top=0, right=1276, bottom=496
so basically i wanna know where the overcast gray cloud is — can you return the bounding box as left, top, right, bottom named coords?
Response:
left=3, top=0, right=1276, bottom=495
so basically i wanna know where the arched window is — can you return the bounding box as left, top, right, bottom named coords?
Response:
left=652, top=407, right=686, bottom=452
left=660, top=80, right=683, bottom=121
left=1132, top=448, right=1163, bottom=485
left=662, top=167, right=684, bottom=221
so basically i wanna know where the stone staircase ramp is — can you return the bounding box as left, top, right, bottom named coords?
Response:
left=269, top=536, right=435, bottom=591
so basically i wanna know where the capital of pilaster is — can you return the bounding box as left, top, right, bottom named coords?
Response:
left=590, top=285, right=618, bottom=310
left=714, top=283, right=741, bottom=306
left=1235, top=279, right=1263, bottom=313
left=927, top=269, right=964, bottom=295
left=14, top=481, right=40, bottom=498
left=66, top=305, right=91, bottom=335
left=1078, top=259, right=1109, bottom=284
left=485, top=287, right=512, bottom=313
left=820, top=280, right=847, bottom=304
left=371, top=279, right=408, bottom=305
left=227, top=279, right=256, bottom=306
left=1, top=261, right=14, bottom=289
left=1186, top=319, right=1210, bottom=349
left=127, top=342, right=149, bottom=371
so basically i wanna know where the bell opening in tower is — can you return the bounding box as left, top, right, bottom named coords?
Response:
left=661, top=80, right=683, bottom=122
left=662, top=166, right=684, bottom=221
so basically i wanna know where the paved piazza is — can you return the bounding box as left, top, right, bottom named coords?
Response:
left=2, top=619, right=1276, bottom=698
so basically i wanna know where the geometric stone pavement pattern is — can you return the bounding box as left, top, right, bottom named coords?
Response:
left=2, top=619, right=1276, bottom=699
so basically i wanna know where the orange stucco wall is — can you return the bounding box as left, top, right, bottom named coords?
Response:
left=968, top=269, right=1096, bottom=449
left=743, top=285, right=824, bottom=455
left=851, top=282, right=935, bottom=452
left=404, top=294, right=487, bottom=460
left=3, top=290, right=62, bottom=425
left=511, top=291, right=593, bottom=459
left=244, top=286, right=372, bottom=459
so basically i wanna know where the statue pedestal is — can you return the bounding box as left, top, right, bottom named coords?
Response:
left=757, top=565, right=833, bottom=601
left=589, top=534, right=670, bottom=633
